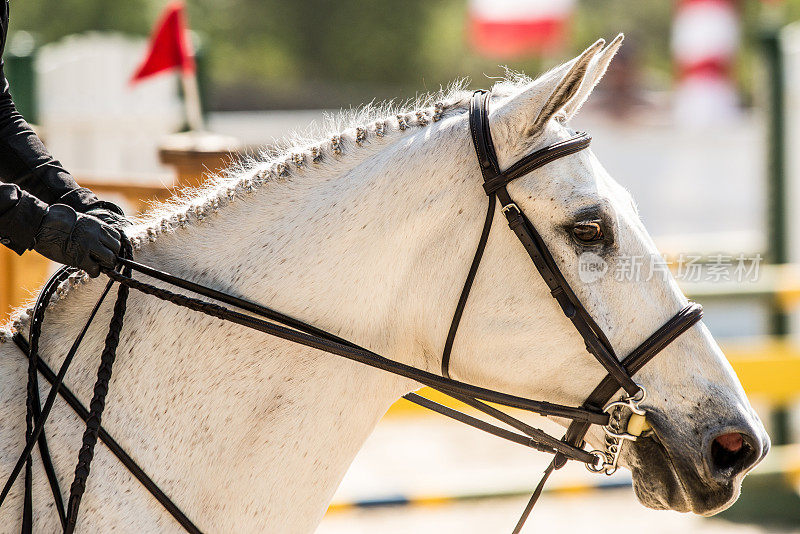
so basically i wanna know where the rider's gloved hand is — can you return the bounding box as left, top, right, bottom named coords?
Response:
left=83, top=200, right=131, bottom=229
left=33, top=204, right=121, bottom=277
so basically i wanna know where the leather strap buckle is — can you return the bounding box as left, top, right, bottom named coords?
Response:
left=501, top=203, right=521, bottom=217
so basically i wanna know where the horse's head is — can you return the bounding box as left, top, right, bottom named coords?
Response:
left=442, top=36, right=768, bottom=515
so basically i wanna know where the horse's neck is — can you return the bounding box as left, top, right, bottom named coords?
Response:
left=1, top=129, right=485, bottom=531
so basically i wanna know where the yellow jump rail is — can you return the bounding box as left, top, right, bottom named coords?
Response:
left=386, top=340, right=800, bottom=417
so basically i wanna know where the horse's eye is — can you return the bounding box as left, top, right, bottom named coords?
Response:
left=572, top=221, right=604, bottom=244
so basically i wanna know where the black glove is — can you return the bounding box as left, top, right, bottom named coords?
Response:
left=83, top=200, right=130, bottom=229
left=33, top=204, right=122, bottom=277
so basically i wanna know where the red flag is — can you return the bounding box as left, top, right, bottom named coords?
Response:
left=131, top=2, right=195, bottom=83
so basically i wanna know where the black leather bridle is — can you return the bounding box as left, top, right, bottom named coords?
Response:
left=444, top=90, right=703, bottom=530
left=1, top=89, right=703, bottom=533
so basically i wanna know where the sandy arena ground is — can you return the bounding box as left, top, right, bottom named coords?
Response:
left=318, top=489, right=797, bottom=534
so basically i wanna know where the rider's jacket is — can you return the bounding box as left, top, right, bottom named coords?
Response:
left=0, top=0, right=106, bottom=254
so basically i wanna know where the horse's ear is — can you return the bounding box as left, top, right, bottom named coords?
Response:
left=490, top=39, right=604, bottom=139
left=562, top=34, right=624, bottom=121
left=522, top=39, right=605, bottom=136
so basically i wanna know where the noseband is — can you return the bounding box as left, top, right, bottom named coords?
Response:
left=3, top=89, right=703, bottom=533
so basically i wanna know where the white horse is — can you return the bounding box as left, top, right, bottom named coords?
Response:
left=0, top=35, right=768, bottom=532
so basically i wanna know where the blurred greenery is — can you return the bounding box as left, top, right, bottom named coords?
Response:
left=8, top=0, right=800, bottom=110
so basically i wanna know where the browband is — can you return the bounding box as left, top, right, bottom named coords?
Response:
left=484, top=133, right=592, bottom=195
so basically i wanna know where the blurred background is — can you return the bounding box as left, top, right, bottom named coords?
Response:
left=2, top=0, right=800, bottom=532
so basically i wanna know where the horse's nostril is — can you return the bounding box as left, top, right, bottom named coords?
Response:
left=714, top=432, right=743, bottom=454
left=709, top=432, right=757, bottom=477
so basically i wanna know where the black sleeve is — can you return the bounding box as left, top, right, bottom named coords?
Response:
left=0, top=62, right=102, bottom=205
left=0, top=0, right=105, bottom=253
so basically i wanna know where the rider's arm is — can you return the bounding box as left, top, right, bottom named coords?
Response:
left=0, top=62, right=125, bottom=254
left=0, top=1, right=123, bottom=274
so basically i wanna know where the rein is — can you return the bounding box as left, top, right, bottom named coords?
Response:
left=0, top=90, right=703, bottom=533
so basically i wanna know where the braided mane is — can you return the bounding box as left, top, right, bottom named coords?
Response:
left=1, top=74, right=538, bottom=338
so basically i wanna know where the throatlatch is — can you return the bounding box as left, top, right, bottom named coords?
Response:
left=1, top=90, right=702, bottom=533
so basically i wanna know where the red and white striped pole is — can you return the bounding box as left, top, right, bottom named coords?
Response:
left=672, top=0, right=741, bottom=125
left=468, top=0, right=576, bottom=58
